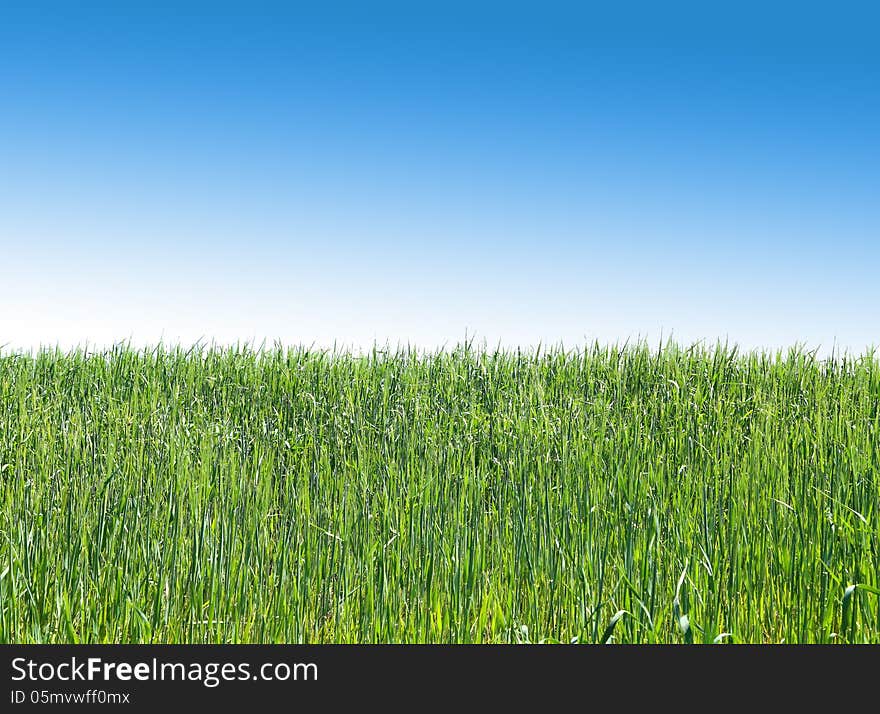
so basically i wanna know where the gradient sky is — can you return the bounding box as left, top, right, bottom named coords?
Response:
left=2, top=2, right=878, bottom=353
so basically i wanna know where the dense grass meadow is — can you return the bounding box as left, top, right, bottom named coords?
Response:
left=1, top=343, right=879, bottom=643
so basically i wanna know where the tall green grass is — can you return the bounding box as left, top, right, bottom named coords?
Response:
left=1, top=342, right=878, bottom=643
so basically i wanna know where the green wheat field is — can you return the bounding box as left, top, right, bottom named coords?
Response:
left=1, top=342, right=878, bottom=643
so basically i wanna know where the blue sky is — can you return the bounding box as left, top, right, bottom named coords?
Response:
left=2, top=2, right=878, bottom=353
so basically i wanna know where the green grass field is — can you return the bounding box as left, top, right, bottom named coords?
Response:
left=1, top=343, right=878, bottom=643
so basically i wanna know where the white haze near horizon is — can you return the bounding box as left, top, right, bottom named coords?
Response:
left=3, top=248, right=875, bottom=359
